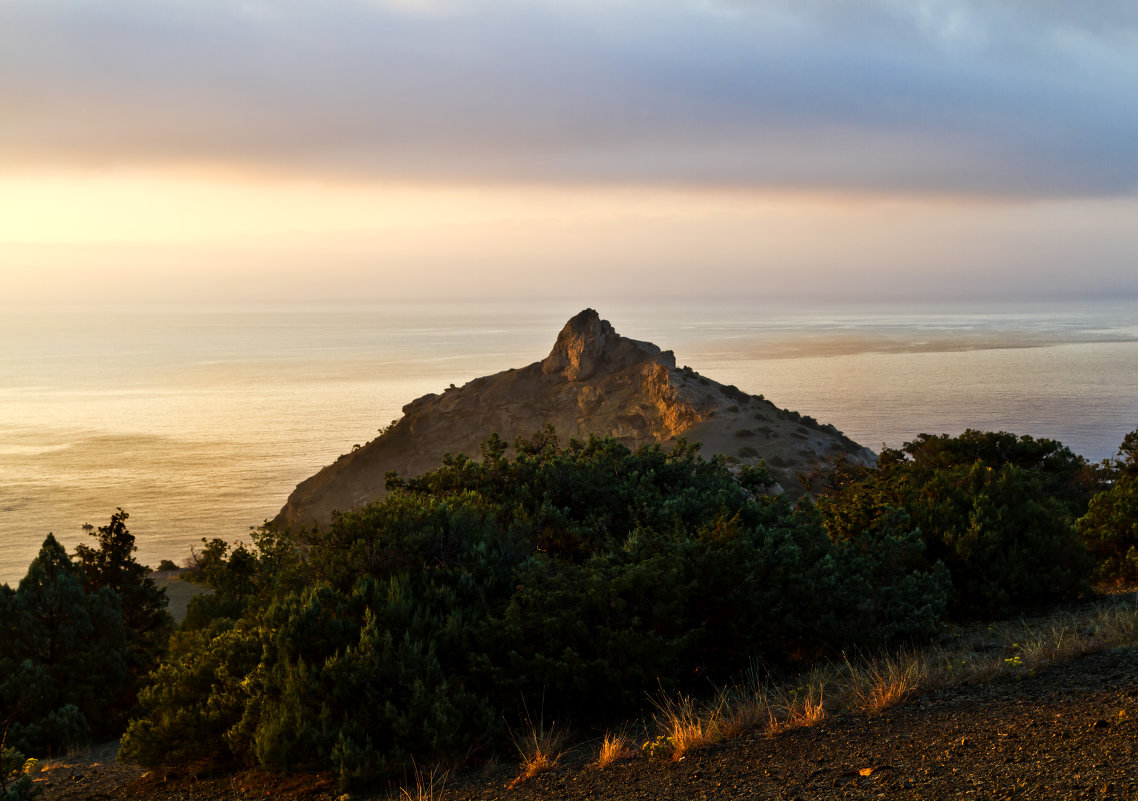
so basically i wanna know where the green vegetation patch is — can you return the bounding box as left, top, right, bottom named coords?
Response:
left=1077, top=430, right=1138, bottom=584
left=0, top=511, right=173, bottom=757
left=810, top=430, right=1096, bottom=619
left=119, top=429, right=947, bottom=788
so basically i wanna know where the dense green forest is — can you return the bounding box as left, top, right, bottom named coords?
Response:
left=3, top=427, right=1136, bottom=794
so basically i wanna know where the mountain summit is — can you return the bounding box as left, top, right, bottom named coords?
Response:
left=273, top=310, right=873, bottom=530
left=541, top=308, right=667, bottom=380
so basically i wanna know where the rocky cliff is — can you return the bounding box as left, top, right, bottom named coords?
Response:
left=273, top=309, right=874, bottom=530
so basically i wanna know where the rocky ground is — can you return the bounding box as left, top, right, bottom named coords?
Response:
left=34, top=643, right=1138, bottom=801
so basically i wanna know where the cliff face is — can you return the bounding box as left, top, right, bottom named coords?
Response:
left=273, top=309, right=874, bottom=530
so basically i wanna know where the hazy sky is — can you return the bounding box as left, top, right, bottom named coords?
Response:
left=2, top=0, right=1136, bottom=304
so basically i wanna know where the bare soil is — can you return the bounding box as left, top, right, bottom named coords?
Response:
left=34, top=643, right=1138, bottom=801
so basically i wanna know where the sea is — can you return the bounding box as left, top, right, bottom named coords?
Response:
left=2, top=299, right=1136, bottom=587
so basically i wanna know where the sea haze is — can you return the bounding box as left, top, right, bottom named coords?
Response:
left=1, top=300, right=1136, bottom=586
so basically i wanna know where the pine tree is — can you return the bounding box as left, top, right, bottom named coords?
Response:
left=0, top=535, right=125, bottom=754
left=74, top=509, right=173, bottom=683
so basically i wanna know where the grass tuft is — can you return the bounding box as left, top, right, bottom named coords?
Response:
left=507, top=718, right=566, bottom=788
left=767, top=680, right=828, bottom=732
left=845, top=649, right=929, bottom=715
left=595, top=732, right=636, bottom=770
left=1097, top=596, right=1138, bottom=643
left=647, top=692, right=728, bottom=761
left=398, top=764, right=448, bottom=801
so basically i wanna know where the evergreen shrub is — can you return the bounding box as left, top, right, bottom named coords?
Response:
left=1077, top=430, right=1138, bottom=583
left=122, top=429, right=946, bottom=787
left=813, top=429, right=1093, bottom=618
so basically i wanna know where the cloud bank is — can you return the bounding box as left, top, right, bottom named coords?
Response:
left=3, top=0, right=1136, bottom=196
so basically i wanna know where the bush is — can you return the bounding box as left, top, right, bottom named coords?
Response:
left=1, top=744, right=42, bottom=801
left=119, top=621, right=264, bottom=767
left=1079, top=478, right=1138, bottom=582
left=0, top=535, right=125, bottom=755
left=124, top=431, right=945, bottom=787
left=1, top=511, right=175, bottom=757
left=1078, top=430, right=1138, bottom=583
left=814, top=430, right=1093, bottom=618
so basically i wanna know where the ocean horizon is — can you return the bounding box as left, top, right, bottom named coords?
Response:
left=2, top=298, right=1136, bottom=586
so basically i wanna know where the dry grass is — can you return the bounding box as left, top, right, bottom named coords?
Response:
left=844, top=648, right=930, bottom=715
left=1018, top=624, right=1094, bottom=670
left=398, top=764, right=448, bottom=801
left=1097, top=596, right=1138, bottom=643
left=648, top=693, right=728, bottom=761
left=507, top=718, right=566, bottom=788
left=765, top=680, right=829, bottom=733
left=595, top=732, right=636, bottom=769
left=717, top=684, right=773, bottom=740
left=734, top=662, right=836, bottom=734
left=634, top=594, right=1138, bottom=763
left=647, top=667, right=833, bottom=757
left=1009, top=597, right=1136, bottom=670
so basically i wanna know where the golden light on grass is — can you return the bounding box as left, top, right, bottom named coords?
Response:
left=648, top=693, right=729, bottom=761
left=507, top=718, right=565, bottom=789
left=768, top=682, right=829, bottom=733
left=595, top=732, right=636, bottom=770
left=845, top=649, right=929, bottom=715
left=635, top=594, right=1138, bottom=764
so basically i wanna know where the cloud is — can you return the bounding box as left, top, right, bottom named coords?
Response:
left=1, top=0, right=1136, bottom=195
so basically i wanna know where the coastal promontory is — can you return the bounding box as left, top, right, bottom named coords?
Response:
left=274, top=309, right=873, bottom=530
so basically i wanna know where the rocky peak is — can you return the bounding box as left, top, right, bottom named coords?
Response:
left=542, top=308, right=673, bottom=381
left=274, top=310, right=873, bottom=531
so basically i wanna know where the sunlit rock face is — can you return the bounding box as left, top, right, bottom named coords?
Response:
left=541, top=308, right=668, bottom=381
left=273, top=309, right=874, bottom=530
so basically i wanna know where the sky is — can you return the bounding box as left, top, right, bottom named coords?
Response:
left=2, top=0, right=1137, bottom=305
